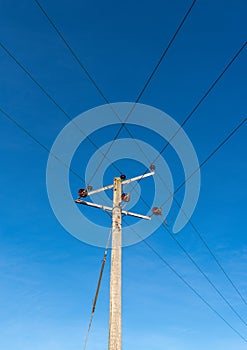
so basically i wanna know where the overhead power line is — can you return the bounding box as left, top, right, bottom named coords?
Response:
left=141, top=122, right=247, bottom=328
left=127, top=41, right=247, bottom=195
left=0, top=40, right=124, bottom=180
left=0, top=40, right=155, bottom=211
left=33, top=0, right=142, bottom=186
left=86, top=0, right=198, bottom=183
left=0, top=106, right=85, bottom=184
left=188, top=215, right=247, bottom=307
left=159, top=118, right=247, bottom=306
left=162, top=117, right=247, bottom=204
left=135, top=0, right=198, bottom=103
left=32, top=0, right=245, bottom=209
left=161, top=218, right=247, bottom=327
left=117, top=117, right=247, bottom=326
left=33, top=0, right=199, bottom=211
left=152, top=118, right=247, bottom=307
left=3, top=101, right=245, bottom=343
left=0, top=105, right=123, bottom=225
left=33, top=0, right=111, bottom=105
left=0, top=102, right=150, bottom=222
left=156, top=41, right=247, bottom=159
left=142, top=237, right=247, bottom=343
left=126, top=220, right=247, bottom=343
left=83, top=41, right=247, bottom=217
left=2, top=37, right=245, bottom=319
left=1, top=0, right=244, bottom=339
left=33, top=0, right=198, bottom=186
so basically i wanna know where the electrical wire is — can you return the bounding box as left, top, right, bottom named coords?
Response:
left=188, top=217, right=247, bottom=307
left=0, top=104, right=128, bottom=217
left=32, top=0, right=140, bottom=186
left=155, top=118, right=247, bottom=307
left=135, top=0, right=198, bottom=103
left=142, top=237, right=247, bottom=343
left=161, top=218, right=247, bottom=326
left=0, top=40, right=126, bottom=180
left=149, top=118, right=247, bottom=309
left=160, top=117, right=247, bottom=208
left=123, top=141, right=247, bottom=328
left=126, top=41, right=247, bottom=195
left=86, top=42, right=247, bottom=212
left=33, top=0, right=197, bottom=186
left=21, top=0, right=196, bottom=205
left=0, top=106, right=86, bottom=184
left=0, top=104, right=116, bottom=215
left=85, top=0, right=198, bottom=184
left=33, top=0, right=111, bottom=106
left=153, top=41, right=247, bottom=161
left=2, top=3, right=246, bottom=339
left=0, top=105, right=110, bottom=348
left=32, top=1, right=245, bottom=209
left=86, top=120, right=247, bottom=332
left=0, top=41, right=155, bottom=211
left=118, top=56, right=247, bottom=313
left=3, top=99, right=246, bottom=341
left=120, top=119, right=247, bottom=329
left=122, top=217, right=247, bottom=343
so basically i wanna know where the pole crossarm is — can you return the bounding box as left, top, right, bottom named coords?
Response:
left=121, top=171, right=155, bottom=186
left=75, top=199, right=151, bottom=220
left=86, top=171, right=155, bottom=197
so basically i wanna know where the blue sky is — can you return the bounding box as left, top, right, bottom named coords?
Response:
left=0, top=0, right=247, bottom=349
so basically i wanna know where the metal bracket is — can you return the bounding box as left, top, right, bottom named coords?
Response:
left=75, top=171, right=155, bottom=221
left=75, top=199, right=151, bottom=220
left=85, top=171, right=155, bottom=197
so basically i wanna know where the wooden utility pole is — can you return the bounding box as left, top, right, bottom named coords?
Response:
left=75, top=171, right=155, bottom=349
left=109, top=177, right=122, bottom=350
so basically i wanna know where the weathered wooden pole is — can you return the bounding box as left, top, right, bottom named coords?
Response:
left=108, top=177, right=122, bottom=350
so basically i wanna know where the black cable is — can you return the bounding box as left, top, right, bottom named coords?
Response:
left=142, top=237, right=247, bottom=343
left=165, top=190, right=247, bottom=310
left=33, top=0, right=111, bottom=106
left=4, top=0, right=246, bottom=341
left=87, top=0, right=198, bottom=182
left=0, top=41, right=156, bottom=210
left=116, top=118, right=247, bottom=328
left=155, top=42, right=247, bottom=159
left=189, top=218, right=247, bottom=307
left=127, top=42, right=247, bottom=195
left=114, top=0, right=198, bottom=132
left=0, top=102, right=151, bottom=219
left=32, top=1, right=245, bottom=207
left=166, top=117, right=246, bottom=201
left=33, top=0, right=126, bottom=185
left=0, top=40, right=124, bottom=179
left=0, top=106, right=85, bottom=184
left=0, top=103, right=112, bottom=348
left=5, top=96, right=245, bottom=341
left=0, top=105, right=123, bottom=221
left=149, top=118, right=247, bottom=308
left=161, top=219, right=247, bottom=326
left=127, top=118, right=246, bottom=232
left=136, top=0, right=198, bottom=103
left=33, top=0, right=197, bottom=185
left=1, top=5, right=245, bottom=332
left=121, top=137, right=247, bottom=328
left=124, top=218, right=247, bottom=343
left=159, top=118, right=247, bottom=304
